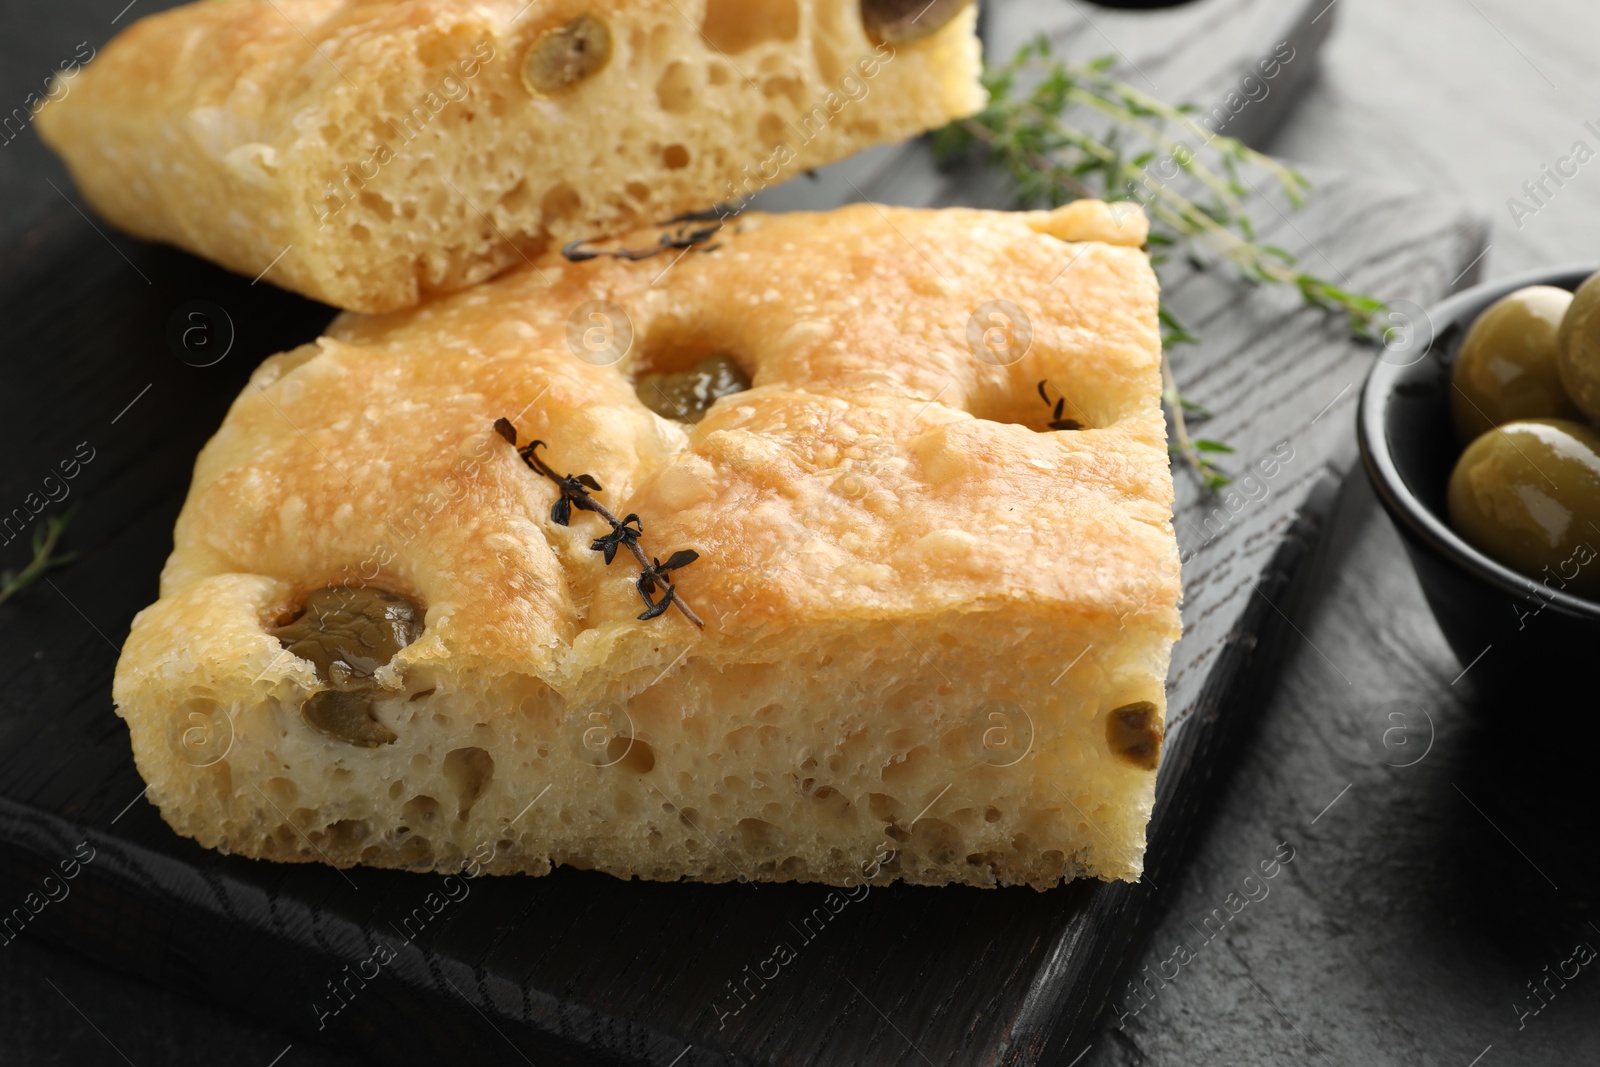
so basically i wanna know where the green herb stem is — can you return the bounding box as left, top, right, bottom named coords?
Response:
left=0, top=509, right=77, bottom=607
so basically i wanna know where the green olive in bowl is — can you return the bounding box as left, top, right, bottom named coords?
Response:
left=1558, top=270, right=1600, bottom=422
left=1447, top=418, right=1600, bottom=598
left=1450, top=285, right=1579, bottom=443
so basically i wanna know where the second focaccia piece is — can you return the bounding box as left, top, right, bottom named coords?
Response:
left=112, top=200, right=1181, bottom=890
left=35, top=0, right=983, bottom=313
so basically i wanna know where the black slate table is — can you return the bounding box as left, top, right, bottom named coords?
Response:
left=2, top=2, right=1598, bottom=1065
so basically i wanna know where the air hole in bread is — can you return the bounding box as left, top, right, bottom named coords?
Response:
left=402, top=794, right=443, bottom=826
left=358, top=192, right=395, bottom=223
left=442, top=746, right=495, bottom=819
left=396, top=835, right=433, bottom=866
left=661, top=143, right=691, bottom=170
left=913, top=819, right=959, bottom=864
left=209, top=760, right=233, bottom=803
left=607, top=735, right=656, bottom=774
left=880, top=745, right=928, bottom=784
left=540, top=182, right=583, bottom=225
left=701, top=0, right=799, bottom=53
left=761, top=75, right=804, bottom=106
left=737, top=818, right=790, bottom=857
left=264, top=776, right=298, bottom=807
left=319, top=818, right=372, bottom=851
left=499, top=180, right=533, bottom=216
left=655, top=61, right=697, bottom=114
left=756, top=112, right=788, bottom=148
left=866, top=792, right=896, bottom=820
left=646, top=23, right=675, bottom=65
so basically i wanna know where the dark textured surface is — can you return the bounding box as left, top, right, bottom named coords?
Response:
left=0, top=1, right=1575, bottom=1065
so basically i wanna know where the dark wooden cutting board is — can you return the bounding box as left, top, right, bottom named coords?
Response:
left=0, top=1, right=1487, bottom=1064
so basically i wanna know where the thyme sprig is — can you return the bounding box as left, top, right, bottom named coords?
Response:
left=1037, top=380, right=1082, bottom=431
left=495, top=418, right=704, bottom=627
left=563, top=209, right=726, bottom=263
left=936, top=36, right=1387, bottom=489
left=0, top=509, right=77, bottom=607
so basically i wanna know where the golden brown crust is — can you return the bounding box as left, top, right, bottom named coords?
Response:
left=36, top=0, right=984, bottom=312
left=113, top=201, right=1180, bottom=888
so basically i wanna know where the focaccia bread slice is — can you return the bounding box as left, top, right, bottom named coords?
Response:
left=112, top=199, right=1181, bottom=890
left=35, top=0, right=983, bottom=313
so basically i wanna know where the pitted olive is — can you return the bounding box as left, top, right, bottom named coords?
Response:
left=1450, top=285, right=1578, bottom=443
left=270, top=586, right=424, bottom=746
left=522, top=14, right=612, bottom=95
left=860, top=0, right=973, bottom=44
left=1558, top=270, right=1600, bottom=423
left=636, top=353, right=750, bottom=423
left=1447, top=418, right=1600, bottom=598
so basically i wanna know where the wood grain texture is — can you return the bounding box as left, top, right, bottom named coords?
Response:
left=0, top=1, right=1494, bottom=1065
left=1086, top=2, right=1600, bottom=1063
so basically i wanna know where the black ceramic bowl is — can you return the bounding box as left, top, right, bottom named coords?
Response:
left=1358, top=264, right=1600, bottom=695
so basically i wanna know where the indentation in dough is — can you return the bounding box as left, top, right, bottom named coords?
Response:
left=701, top=0, right=799, bottom=53
left=635, top=353, right=751, bottom=423
left=442, top=746, right=495, bottom=819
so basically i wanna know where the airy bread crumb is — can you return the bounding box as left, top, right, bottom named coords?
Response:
left=113, top=200, right=1180, bottom=889
left=37, top=0, right=985, bottom=312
